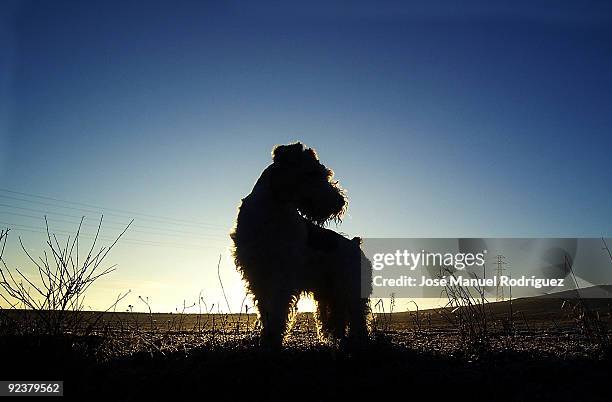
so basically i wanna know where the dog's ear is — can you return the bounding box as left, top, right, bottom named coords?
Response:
left=272, top=142, right=305, bottom=165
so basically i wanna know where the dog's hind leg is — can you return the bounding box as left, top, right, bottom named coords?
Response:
left=314, top=295, right=346, bottom=341
left=257, top=291, right=295, bottom=350
left=348, top=298, right=369, bottom=342
left=348, top=242, right=371, bottom=344
left=314, top=297, right=331, bottom=340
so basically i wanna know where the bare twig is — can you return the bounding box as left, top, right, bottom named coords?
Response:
left=0, top=217, right=132, bottom=335
left=216, top=254, right=231, bottom=314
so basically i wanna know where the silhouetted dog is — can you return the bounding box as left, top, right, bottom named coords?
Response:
left=231, top=142, right=372, bottom=349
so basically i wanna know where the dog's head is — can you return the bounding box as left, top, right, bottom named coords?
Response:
left=269, top=142, right=347, bottom=225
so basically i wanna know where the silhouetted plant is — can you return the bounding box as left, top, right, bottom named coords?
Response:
left=438, top=268, right=490, bottom=355
left=370, top=294, right=395, bottom=335
left=0, top=216, right=132, bottom=335
left=563, top=255, right=610, bottom=355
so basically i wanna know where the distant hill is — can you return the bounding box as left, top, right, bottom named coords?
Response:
left=538, top=284, right=612, bottom=299
left=384, top=284, right=612, bottom=330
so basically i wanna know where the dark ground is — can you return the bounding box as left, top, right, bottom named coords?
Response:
left=1, top=295, right=611, bottom=401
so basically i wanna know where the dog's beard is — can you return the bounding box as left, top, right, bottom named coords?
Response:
left=298, top=183, right=347, bottom=226
left=299, top=208, right=344, bottom=226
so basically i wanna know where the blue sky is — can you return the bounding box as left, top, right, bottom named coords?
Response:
left=1, top=1, right=611, bottom=311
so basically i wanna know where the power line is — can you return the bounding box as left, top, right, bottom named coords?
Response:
left=0, top=220, right=226, bottom=251
left=0, top=209, right=228, bottom=241
left=7, top=227, right=219, bottom=251
left=0, top=189, right=227, bottom=229
left=0, top=192, right=225, bottom=230
left=0, top=201, right=229, bottom=236
left=0, top=188, right=233, bottom=250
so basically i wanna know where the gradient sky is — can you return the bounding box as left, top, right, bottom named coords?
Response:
left=1, top=1, right=612, bottom=312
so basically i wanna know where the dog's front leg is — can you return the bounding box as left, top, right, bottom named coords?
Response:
left=348, top=298, right=369, bottom=342
left=257, top=291, right=294, bottom=351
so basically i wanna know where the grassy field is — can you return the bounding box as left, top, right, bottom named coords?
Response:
left=1, top=290, right=611, bottom=401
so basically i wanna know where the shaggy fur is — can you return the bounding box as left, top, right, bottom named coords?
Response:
left=231, top=142, right=372, bottom=349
